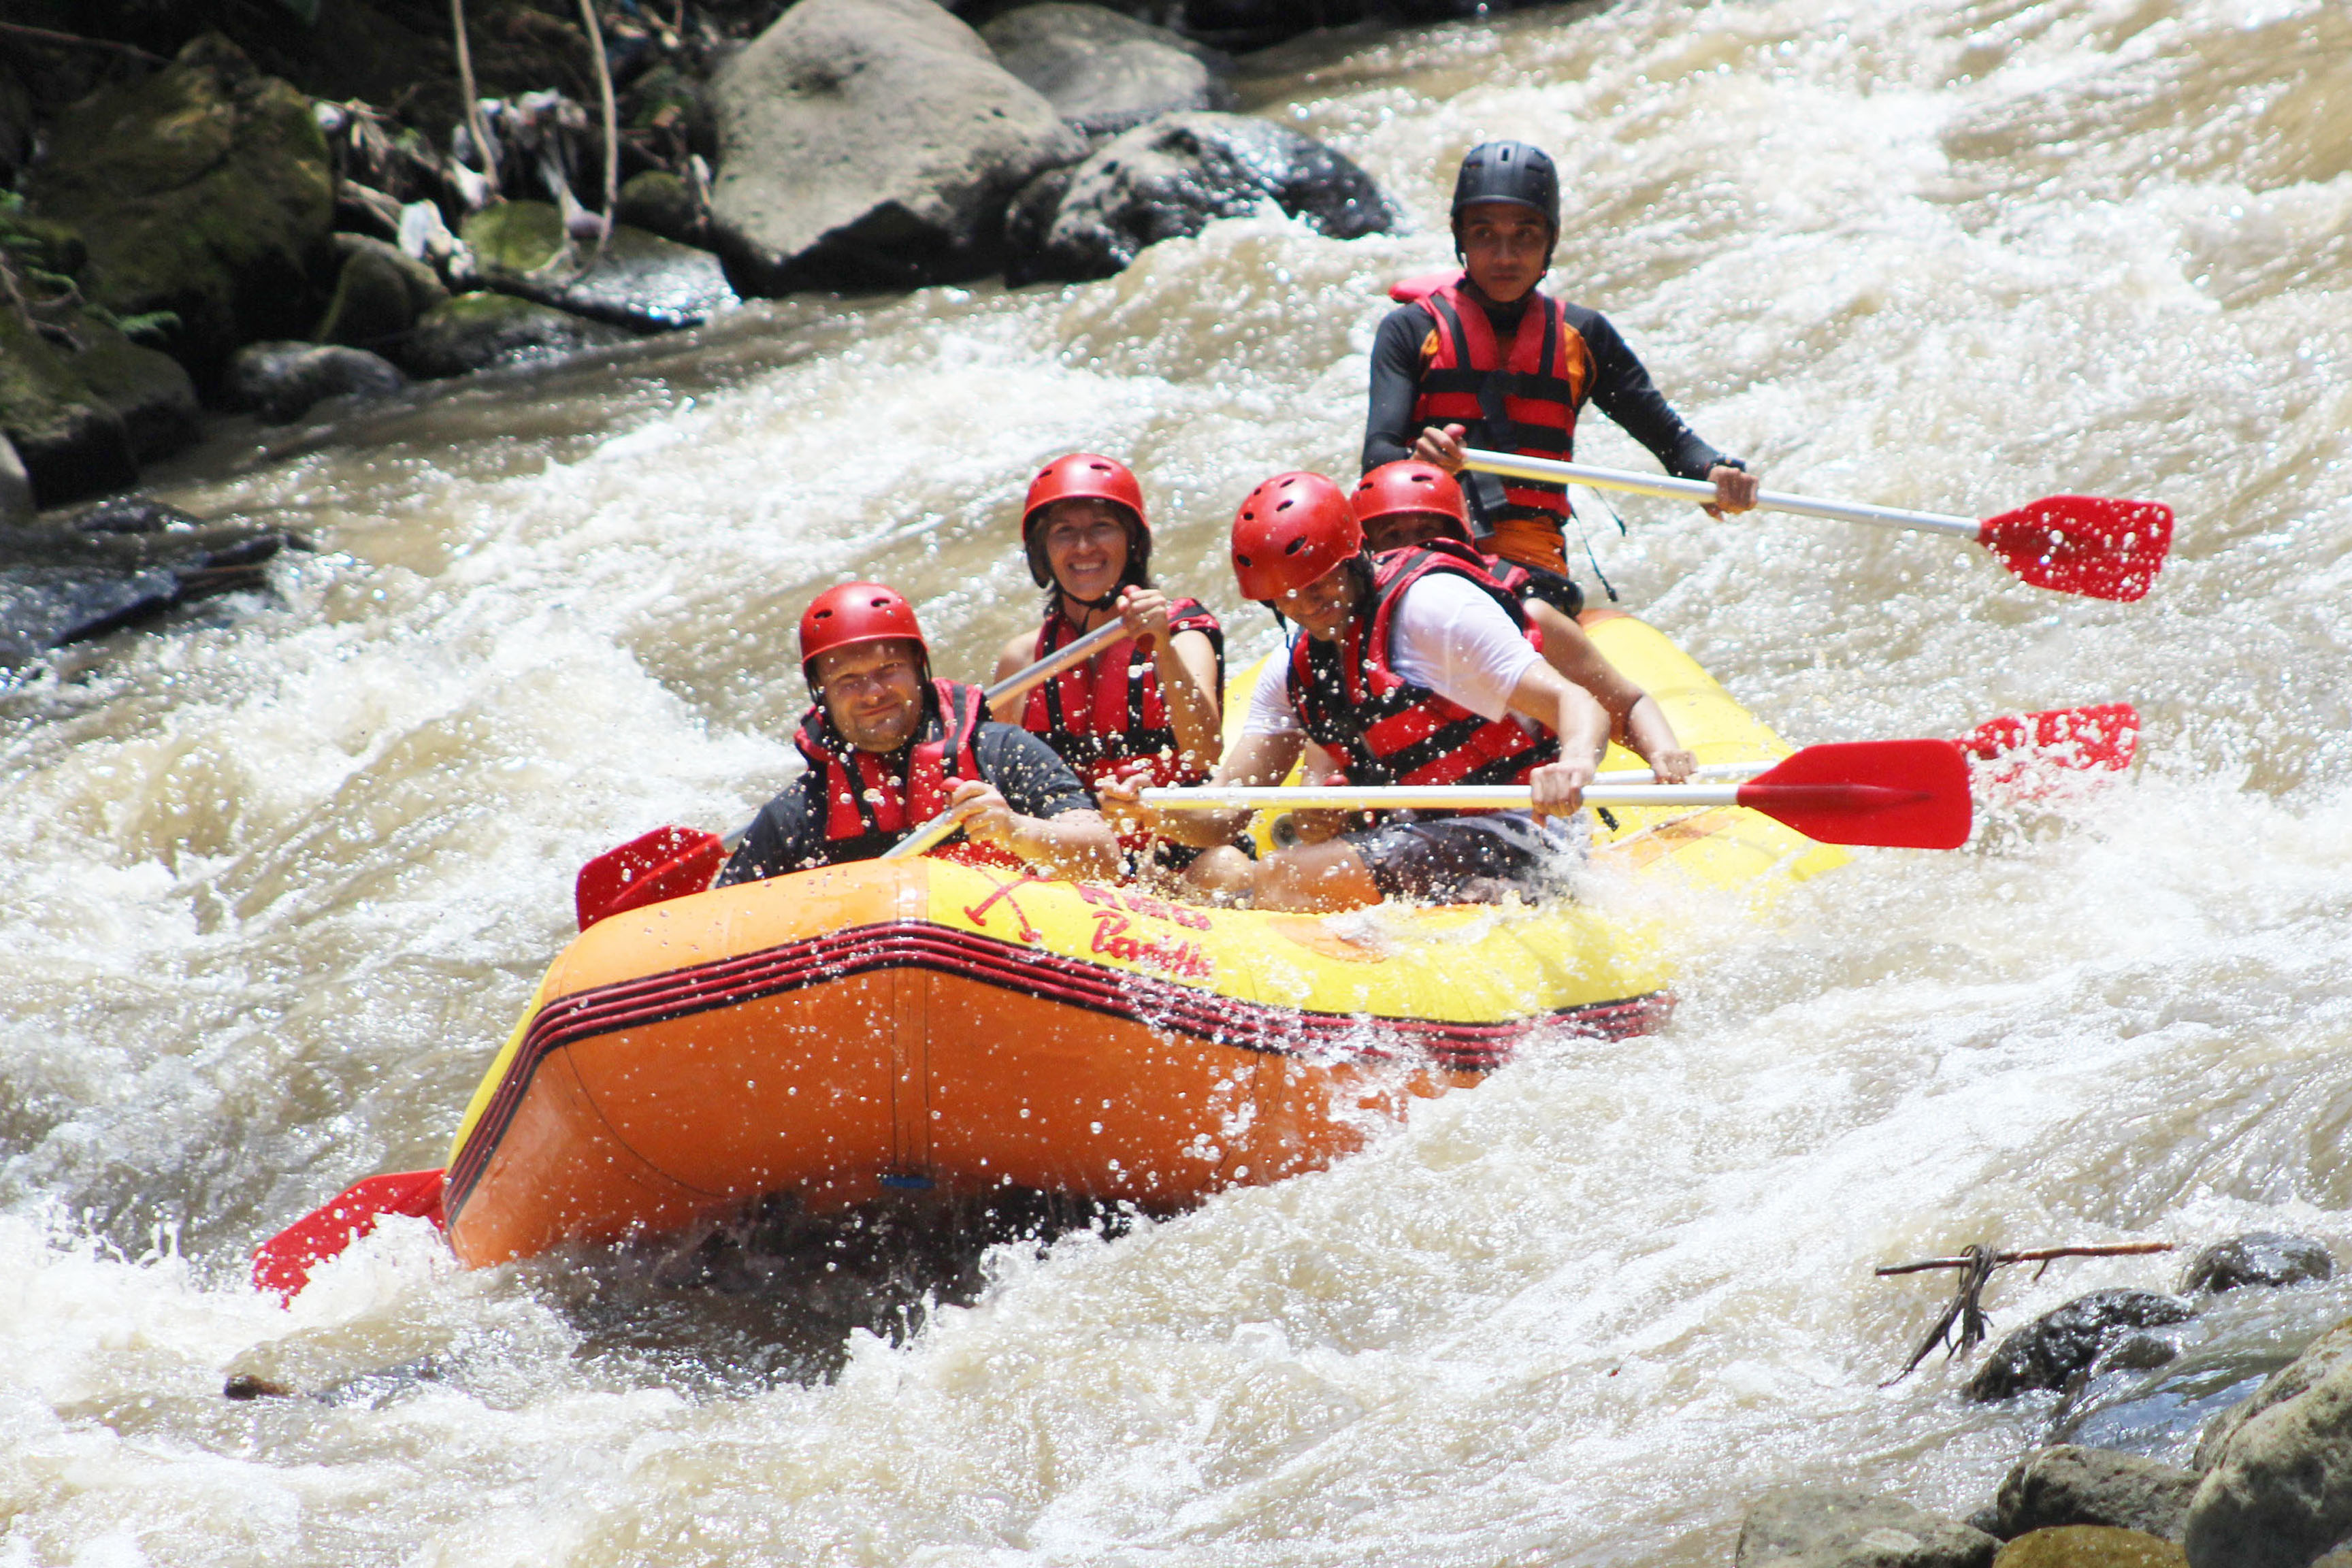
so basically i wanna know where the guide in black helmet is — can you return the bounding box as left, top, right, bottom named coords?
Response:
left=1362, top=140, right=1760, bottom=595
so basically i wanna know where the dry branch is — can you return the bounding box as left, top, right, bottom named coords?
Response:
left=1878, top=1240, right=2175, bottom=1386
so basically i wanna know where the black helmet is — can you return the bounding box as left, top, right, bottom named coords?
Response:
left=1450, top=141, right=1560, bottom=231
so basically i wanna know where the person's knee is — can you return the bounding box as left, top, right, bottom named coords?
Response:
left=1256, top=845, right=1380, bottom=913
left=1180, top=845, right=1256, bottom=905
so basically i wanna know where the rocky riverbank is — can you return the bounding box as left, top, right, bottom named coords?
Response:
left=1742, top=1234, right=2352, bottom=1568
left=0, top=0, right=1455, bottom=659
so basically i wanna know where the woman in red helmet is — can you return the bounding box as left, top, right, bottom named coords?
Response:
left=989, top=453, right=1243, bottom=892
left=1109, top=472, right=1612, bottom=913
left=718, top=583, right=1118, bottom=885
left=1352, top=459, right=1694, bottom=784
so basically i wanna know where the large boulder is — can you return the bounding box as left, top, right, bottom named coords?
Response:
left=707, top=0, right=1085, bottom=294
left=2180, top=1234, right=2334, bottom=1296
left=396, top=292, right=633, bottom=379
left=981, top=3, right=1234, bottom=142
left=2185, top=1318, right=2352, bottom=1566
left=0, top=503, right=305, bottom=665
left=0, top=308, right=137, bottom=504
left=1995, top=1448, right=2195, bottom=1542
left=225, top=342, right=404, bottom=424
left=1003, top=110, right=1395, bottom=284
left=1969, top=1292, right=2198, bottom=1403
left=2195, top=1320, right=2352, bottom=1471
left=1737, top=1486, right=1998, bottom=1567
left=23, top=35, right=335, bottom=378
left=458, top=201, right=735, bottom=331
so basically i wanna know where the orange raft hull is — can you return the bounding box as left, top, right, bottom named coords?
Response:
left=442, top=614, right=1846, bottom=1268
left=441, top=863, right=1672, bottom=1267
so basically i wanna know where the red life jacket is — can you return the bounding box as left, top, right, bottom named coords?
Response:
left=1288, top=543, right=1559, bottom=791
left=1410, top=279, right=1592, bottom=520
left=1019, top=598, right=1224, bottom=791
left=791, top=679, right=1022, bottom=869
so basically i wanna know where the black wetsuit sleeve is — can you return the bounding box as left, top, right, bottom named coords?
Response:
left=1361, top=305, right=1435, bottom=474
left=715, top=777, right=826, bottom=887
left=1567, top=306, right=1732, bottom=481
left=977, top=724, right=1097, bottom=819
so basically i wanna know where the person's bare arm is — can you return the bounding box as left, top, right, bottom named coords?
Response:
left=1118, top=589, right=1222, bottom=774
left=946, top=780, right=1119, bottom=881
left=1524, top=602, right=1693, bottom=781
left=987, top=630, right=1035, bottom=721
left=1503, top=663, right=1609, bottom=819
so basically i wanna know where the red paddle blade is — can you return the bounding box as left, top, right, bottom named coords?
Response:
left=574, top=826, right=724, bottom=931
left=251, top=1169, right=445, bottom=1301
left=1976, top=496, right=2174, bottom=602
left=1958, top=703, right=2140, bottom=772
left=1387, top=268, right=1460, bottom=304
left=1737, top=739, right=1973, bottom=849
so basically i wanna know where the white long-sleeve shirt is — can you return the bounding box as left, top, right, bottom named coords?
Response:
left=1241, top=572, right=1541, bottom=738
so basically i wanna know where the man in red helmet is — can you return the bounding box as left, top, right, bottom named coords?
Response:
left=1109, top=472, right=1612, bottom=913
left=1363, top=140, right=1759, bottom=605
left=718, top=583, right=1119, bottom=885
left=1352, top=459, right=1694, bottom=784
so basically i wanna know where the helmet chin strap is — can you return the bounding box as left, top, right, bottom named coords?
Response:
left=1061, top=585, right=1124, bottom=617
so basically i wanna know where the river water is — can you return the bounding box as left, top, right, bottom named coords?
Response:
left=6, top=0, right=2351, bottom=1560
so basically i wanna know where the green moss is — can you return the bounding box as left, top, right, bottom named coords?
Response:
left=24, top=35, right=333, bottom=370
left=459, top=201, right=569, bottom=276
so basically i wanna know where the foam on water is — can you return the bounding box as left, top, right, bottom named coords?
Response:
left=5, top=0, right=2351, bottom=1560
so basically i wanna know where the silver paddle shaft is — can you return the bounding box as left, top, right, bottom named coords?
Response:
left=1460, top=449, right=1983, bottom=539
left=1141, top=784, right=1750, bottom=811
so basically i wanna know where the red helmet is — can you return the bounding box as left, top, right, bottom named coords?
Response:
left=1352, top=461, right=1470, bottom=542
left=1022, top=453, right=1147, bottom=544
left=1231, top=472, right=1362, bottom=602
left=798, top=582, right=926, bottom=685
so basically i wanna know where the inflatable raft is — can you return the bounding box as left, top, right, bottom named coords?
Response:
left=440, top=612, right=1847, bottom=1267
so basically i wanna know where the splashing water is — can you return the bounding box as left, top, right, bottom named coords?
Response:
left=5, top=0, right=2352, bottom=1561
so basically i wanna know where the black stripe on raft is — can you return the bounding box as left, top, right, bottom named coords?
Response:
left=444, top=919, right=1670, bottom=1217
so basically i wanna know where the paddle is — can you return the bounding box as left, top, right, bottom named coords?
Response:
left=572, top=617, right=1138, bottom=928
left=250, top=1167, right=446, bottom=1301
left=1143, top=739, right=1973, bottom=849
left=1456, top=448, right=2173, bottom=603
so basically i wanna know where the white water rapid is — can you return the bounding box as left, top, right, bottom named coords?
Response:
left=5, top=0, right=2352, bottom=1561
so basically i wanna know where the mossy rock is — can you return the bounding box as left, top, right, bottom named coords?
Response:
left=0, top=310, right=135, bottom=505
left=66, top=325, right=200, bottom=464
left=24, top=33, right=334, bottom=377
left=1993, top=1525, right=2187, bottom=1567
left=314, top=238, right=447, bottom=348
left=460, top=199, right=570, bottom=276
left=397, top=291, right=632, bottom=379
left=459, top=200, right=734, bottom=330
left=614, top=172, right=706, bottom=247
